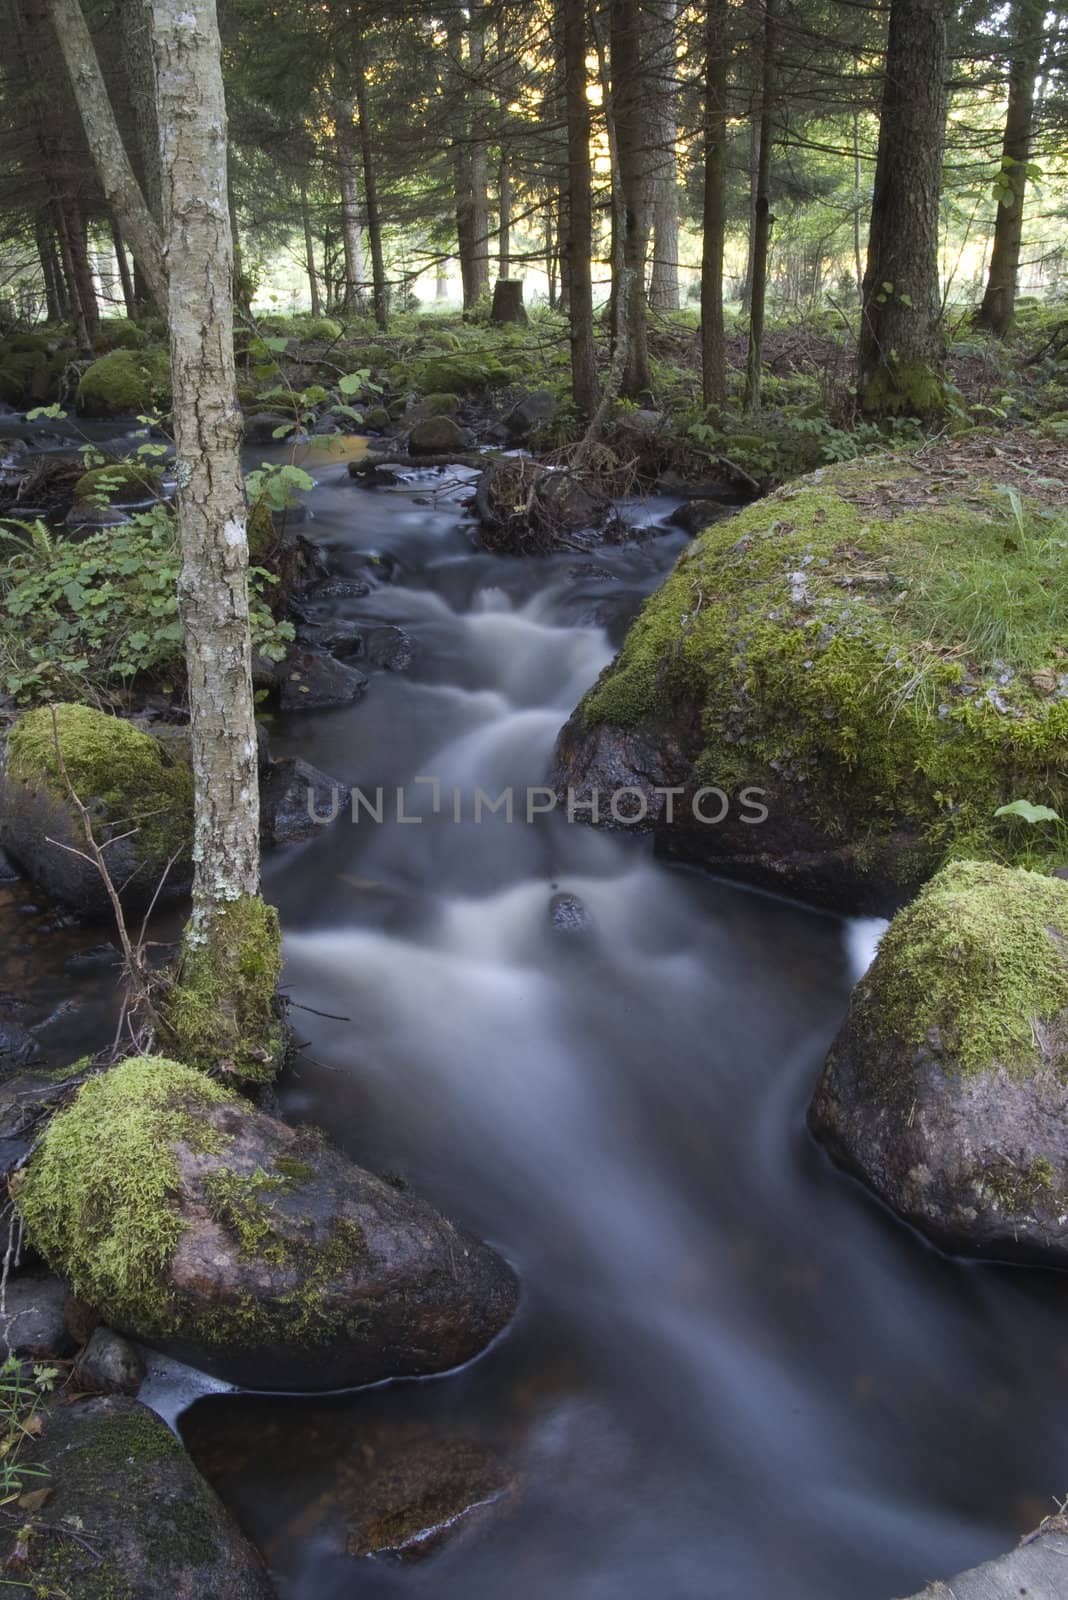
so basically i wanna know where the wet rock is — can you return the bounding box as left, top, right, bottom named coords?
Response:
left=0, top=1068, right=71, bottom=1184
left=278, top=650, right=368, bottom=711
left=22, top=1395, right=274, bottom=1598
left=63, top=943, right=121, bottom=974
left=0, top=1268, right=76, bottom=1360
left=810, top=861, right=1068, bottom=1264
left=74, top=1326, right=146, bottom=1395
left=548, top=892, right=593, bottom=936
left=0, top=1019, right=40, bottom=1071
left=898, top=1521, right=1068, bottom=1599
left=364, top=405, right=391, bottom=432
left=553, top=589, right=643, bottom=641
left=260, top=757, right=342, bottom=846
left=306, top=577, right=371, bottom=601
left=409, top=415, right=467, bottom=455
left=503, top=389, right=557, bottom=440
left=243, top=411, right=292, bottom=444
left=296, top=619, right=365, bottom=658
left=0, top=849, right=19, bottom=883
left=0, top=703, right=193, bottom=917
left=344, top=1431, right=518, bottom=1562
left=665, top=499, right=734, bottom=535
left=18, top=1057, right=520, bottom=1392
left=363, top=625, right=413, bottom=672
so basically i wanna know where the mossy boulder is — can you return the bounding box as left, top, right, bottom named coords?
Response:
left=417, top=391, right=461, bottom=417
left=410, top=354, right=510, bottom=395
left=18, top=1056, right=520, bottom=1390
left=93, top=316, right=148, bottom=352
left=72, top=461, right=165, bottom=505
left=294, top=315, right=343, bottom=342
left=0, top=704, right=193, bottom=916
left=14, top=1395, right=274, bottom=1599
left=408, top=414, right=467, bottom=455
left=809, top=860, right=1068, bottom=1263
left=0, top=345, right=64, bottom=407
left=551, top=452, right=1068, bottom=913
left=76, top=346, right=171, bottom=417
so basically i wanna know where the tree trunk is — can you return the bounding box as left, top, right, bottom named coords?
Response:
left=739, top=83, right=760, bottom=310
left=561, top=0, right=598, bottom=415
left=544, top=207, right=557, bottom=309
left=701, top=0, right=728, bottom=414
left=490, top=279, right=526, bottom=323
left=353, top=30, right=389, bottom=330
left=42, top=0, right=168, bottom=311
left=335, top=94, right=366, bottom=313
left=120, top=0, right=162, bottom=226
left=150, top=0, right=281, bottom=1077
left=112, top=218, right=137, bottom=317
left=452, top=9, right=491, bottom=312
left=436, top=262, right=449, bottom=300
left=301, top=182, right=322, bottom=317
left=975, top=0, right=1045, bottom=335
left=858, top=0, right=948, bottom=414
left=55, top=201, right=91, bottom=348
left=36, top=219, right=65, bottom=321
left=610, top=0, right=653, bottom=398
left=67, top=201, right=101, bottom=341
left=743, top=0, right=778, bottom=413
left=647, top=0, right=679, bottom=311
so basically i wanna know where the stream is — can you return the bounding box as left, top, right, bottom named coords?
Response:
left=4, top=436, right=1068, bottom=1598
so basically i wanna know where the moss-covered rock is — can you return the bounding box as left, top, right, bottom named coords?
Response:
left=809, top=860, right=1068, bottom=1262
left=409, top=414, right=467, bottom=454
left=551, top=450, right=1068, bottom=912
left=0, top=345, right=64, bottom=407
left=76, top=346, right=171, bottom=417
left=162, top=895, right=284, bottom=1084
left=13, top=1394, right=274, bottom=1599
left=17, top=1055, right=519, bottom=1390
left=294, top=315, right=343, bottom=342
left=417, top=391, right=461, bottom=416
left=73, top=461, right=165, bottom=504
left=93, top=316, right=148, bottom=352
left=0, top=704, right=193, bottom=916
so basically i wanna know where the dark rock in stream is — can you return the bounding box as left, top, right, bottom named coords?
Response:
left=306, top=577, right=372, bottom=601
left=74, top=1326, right=146, bottom=1395
left=260, top=757, right=342, bottom=845
left=343, top=1430, right=519, bottom=1562
left=548, top=892, right=594, bottom=937
left=243, top=411, right=292, bottom=444
left=296, top=619, right=365, bottom=657
left=409, top=415, right=468, bottom=455
left=278, top=649, right=368, bottom=710
left=0, top=1019, right=41, bottom=1070
left=898, top=1522, right=1068, bottom=1599
left=0, top=1268, right=77, bottom=1361
left=363, top=625, right=413, bottom=672
left=0, top=849, right=18, bottom=884
left=19, top=1396, right=275, bottom=1599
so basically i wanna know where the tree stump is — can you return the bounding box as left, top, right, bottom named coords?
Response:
left=490, top=279, right=527, bottom=324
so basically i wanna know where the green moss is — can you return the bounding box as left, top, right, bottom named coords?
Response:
left=294, top=316, right=343, bottom=342
left=76, top=346, right=170, bottom=417
left=581, top=459, right=1068, bottom=873
left=979, top=1153, right=1058, bottom=1212
left=73, top=462, right=164, bottom=504
left=162, top=895, right=284, bottom=1084
left=93, top=317, right=148, bottom=352
left=7, top=703, right=193, bottom=871
left=419, top=392, right=461, bottom=416
left=851, top=860, right=1068, bottom=1077
left=0, top=346, right=63, bottom=406
left=17, top=1057, right=231, bottom=1337
left=246, top=499, right=277, bottom=562
left=196, top=1215, right=370, bottom=1349
left=861, top=357, right=949, bottom=418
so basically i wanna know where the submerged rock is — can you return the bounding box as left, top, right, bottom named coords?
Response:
left=18, top=1057, right=519, bottom=1391
left=260, top=757, right=341, bottom=846
left=344, top=1431, right=518, bottom=1562
left=810, top=861, right=1068, bottom=1264
left=548, top=892, right=594, bottom=936
left=0, top=704, right=193, bottom=916
left=19, top=1396, right=273, bottom=1598
left=550, top=455, right=1068, bottom=913
left=898, top=1520, right=1068, bottom=1599
left=278, top=649, right=368, bottom=710
left=363, top=625, right=414, bottom=672
left=0, top=1019, right=41, bottom=1071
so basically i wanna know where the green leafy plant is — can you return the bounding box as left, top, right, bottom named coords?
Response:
left=0, top=1354, right=55, bottom=1504
left=0, top=508, right=292, bottom=702
left=995, top=800, right=1063, bottom=825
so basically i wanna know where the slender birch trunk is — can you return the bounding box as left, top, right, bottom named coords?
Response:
left=151, top=0, right=282, bottom=1080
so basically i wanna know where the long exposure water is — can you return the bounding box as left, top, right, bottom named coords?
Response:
left=4, top=434, right=1067, bottom=1599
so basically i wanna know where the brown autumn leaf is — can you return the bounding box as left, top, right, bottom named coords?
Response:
left=17, top=1486, right=52, bottom=1513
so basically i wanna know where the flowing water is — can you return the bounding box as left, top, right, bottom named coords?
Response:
left=4, top=437, right=1068, bottom=1598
